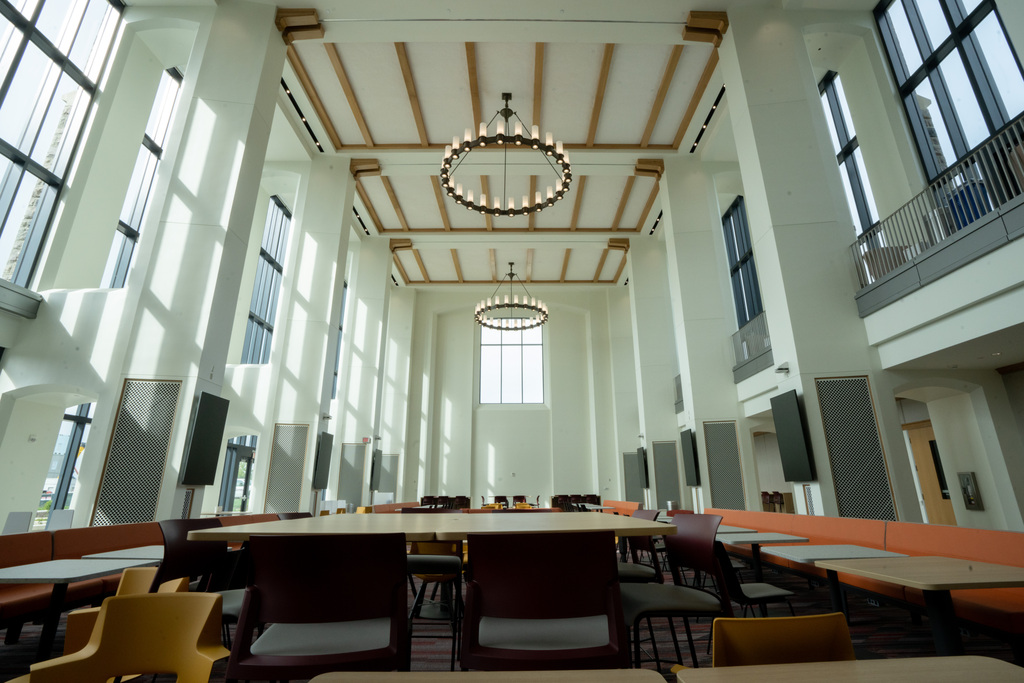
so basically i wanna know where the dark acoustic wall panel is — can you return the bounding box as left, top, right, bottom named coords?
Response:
left=652, top=441, right=681, bottom=509
left=815, top=377, right=896, bottom=521
left=704, top=420, right=745, bottom=510
left=622, top=451, right=645, bottom=503
left=265, top=424, right=308, bottom=514
left=93, top=379, right=180, bottom=526
left=339, top=443, right=365, bottom=506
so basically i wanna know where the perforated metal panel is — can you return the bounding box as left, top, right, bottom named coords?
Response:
left=93, top=379, right=180, bottom=526
left=265, top=424, right=308, bottom=513
left=816, top=377, right=896, bottom=521
left=652, top=441, right=681, bottom=508
left=704, top=421, right=745, bottom=510
left=181, top=489, right=194, bottom=519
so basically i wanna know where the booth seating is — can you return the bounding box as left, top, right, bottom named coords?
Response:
left=705, top=507, right=1024, bottom=658
left=601, top=500, right=641, bottom=517
left=372, top=502, right=421, bottom=514
left=52, top=523, right=163, bottom=594
left=0, top=531, right=58, bottom=644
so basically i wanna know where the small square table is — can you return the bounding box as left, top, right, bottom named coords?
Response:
left=82, top=544, right=165, bottom=561
left=312, top=669, right=667, bottom=682
left=816, top=555, right=1024, bottom=656
left=674, top=655, right=1024, bottom=682
left=716, top=532, right=808, bottom=581
left=0, top=558, right=159, bottom=660
left=766, top=544, right=907, bottom=614
left=716, top=525, right=755, bottom=534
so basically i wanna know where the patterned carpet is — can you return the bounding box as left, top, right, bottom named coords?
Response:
left=0, top=561, right=1018, bottom=681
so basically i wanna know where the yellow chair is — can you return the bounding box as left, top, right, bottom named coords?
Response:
left=711, top=612, right=856, bottom=667
left=514, top=502, right=533, bottom=509
left=481, top=503, right=502, bottom=510
left=63, top=567, right=189, bottom=655
left=356, top=506, right=373, bottom=513
left=10, top=593, right=229, bottom=683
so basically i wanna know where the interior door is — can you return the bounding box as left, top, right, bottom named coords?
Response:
left=904, top=421, right=956, bottom=526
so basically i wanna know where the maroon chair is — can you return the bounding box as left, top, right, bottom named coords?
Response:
left=277, top=512, right=312, bottom=520
left=460, top=530, right=629, bottom=671
left=619, top=514, right=733, bottom=672
left=493, top=495, right=509, bottom=509
left=512, top=495, right=527, bottom=506
left=225, top=533, right=409, bottom=681
left=618, top=509, right=663, bottom=584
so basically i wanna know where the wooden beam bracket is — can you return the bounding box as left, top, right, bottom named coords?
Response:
left=635, top=159, right=665, bottom=181
left=350, top=158, right=382, bottom=180
left=389, top=239, right=413, bottom=253
left=276, top=9, right=324, bottom=44
left=683, top=11, right=729, bottom=47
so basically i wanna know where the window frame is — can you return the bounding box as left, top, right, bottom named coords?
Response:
left=241, top=195, right=291, bottom=364
left=875, top=0, right=1024, bottom=179
left=478, top=321, right=545, bottom=406
left=721, top=196, right=763, bottom=329
left=0, top=0, right=123, bottom=287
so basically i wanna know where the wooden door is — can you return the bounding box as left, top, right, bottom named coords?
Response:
left=904, top=421, right=956, bottom=526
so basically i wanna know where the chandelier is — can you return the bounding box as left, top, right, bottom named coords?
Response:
left=441, top=93, right=572, bottom=216
left=475, top=262, right=548, bottom=330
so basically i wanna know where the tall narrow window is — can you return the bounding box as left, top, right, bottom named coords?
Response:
left=102, top=67, right=180, bottom=287
left=479, top=324, right=543, bottom=405
left=722, top=197, right=763, bottom=328
left=819, top=71, right=879, bottom=234
left=241, top=196, right=290, bottom=364
left=218, top=435, right=255, bottom=513
left=331, top=281, right=347, bottom=399
left=0, top=0, right=121, bottom=287
left=876, top=0, right=1024, bottom=178
left=40, top=402, right=94, bottom=525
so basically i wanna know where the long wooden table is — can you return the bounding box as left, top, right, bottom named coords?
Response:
left=816, top=555, right=1024, bottom=656
left=187, top=511, right=672, bottom=542
left=674, top=655, right=1024, bottom=682
left=312, top=670, right=666, bottom=682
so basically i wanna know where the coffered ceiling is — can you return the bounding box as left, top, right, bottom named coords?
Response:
left=269, top=1, right=732, bottom=288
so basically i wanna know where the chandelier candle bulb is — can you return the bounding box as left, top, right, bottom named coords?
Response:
left=523, top=195, right=529, bottom=211
left=547, top=186, right=554, bottom=200
left=494, top=197, right=501, bottom=211
left=531, top=125, right=539, bottom=140
left=556, top=141, right=564, bottom=156
left=464, top=128, right=472, bottom=143
left=496, top=121, right=504, bottom=138
left=535, top=191, right=542, bottom=205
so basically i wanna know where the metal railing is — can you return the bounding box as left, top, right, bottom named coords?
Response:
left=731, top=311, right=771, bottom=368
left=850, top=113, right=1024, bottom=288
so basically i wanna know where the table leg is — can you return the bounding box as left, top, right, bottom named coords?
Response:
left=37, top=582, right=68, bottom=661
left=825, top=569, right=847, bottom=618
left=750, top=544, right=763, bottom=582
left=922, top=589, right=964, bottom=656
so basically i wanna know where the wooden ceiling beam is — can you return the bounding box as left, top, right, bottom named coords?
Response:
left=641, top=45, right=683, bottom=148
left=451, top=249, right=464, bottom=283
left=673, top=44, right=720, bottom=149
left=489, top=249, right=497, bottom=282
left=381, top=176, right=409, bottom=231
left=466, top=43, right=482, bottom=129
left=593, top=248, right=610, bottom=282
left=525, top=249, right=534, bottom=282
left=286, top=46, right=341, bottom=150
left=412, top=248, right=430, bottom=282
left=610, top=176, right=635, bottom=231
left=586, top=44, right=615, bottom=147
left=570, top=176, right=587, bottom=231
left=560, top=249, right=571, bottom=282
left=634, top=179, right=661, bottom=232
left=533, top=43, right=545, bottom=129
left=431, top=177, right=452, bottom=231
left=528, top=176, right=537, bottom=231
left=395, top=42, right=429, bottom=147
left=392, top=253, right=411, bottom=284
left=481, top=176, right=493, bottom=231
left=326, top=44, right=374, bottom=147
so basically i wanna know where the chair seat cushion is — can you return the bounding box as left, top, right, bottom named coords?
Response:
left=620, top=583, right=724, bottom=624
left=739, top=582, right=793, bottom=601
left=478, top=615, right=610, bottom=650
left=250, top=617, right=392, bottom=656
left=617, top=563, right=658, bottom=583
left=407, top=555, right=461, bottom=575
left=217, top=589, right=245, bottom=620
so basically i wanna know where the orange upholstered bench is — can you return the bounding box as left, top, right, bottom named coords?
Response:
left=0, top=531, right=55, bottom=644
left=52, top=522, right=163, bottom=594
left=601, top=500, right=641, bottom=516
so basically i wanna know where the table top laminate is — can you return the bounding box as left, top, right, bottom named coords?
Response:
left=81, top=545, right=165, bottom=561
left=0, top=558, right=159, bottom=584
left=187, top=511, right=671, bottom=542
left=716, top=532, right=809, bottom=545
left=766, top=544, right=906, bottom=563
left=674, top=655, right=1024, bottom=682
left=814, top=555, right=1024, bottom=591
left=312, top=669, right=666, bottom=682
left=716, top=525, right=756, bottom=534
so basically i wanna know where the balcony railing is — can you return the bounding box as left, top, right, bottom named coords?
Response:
left=850, top=113, right=1024, bottom=288
left=731, top=311, right=771, bottom=367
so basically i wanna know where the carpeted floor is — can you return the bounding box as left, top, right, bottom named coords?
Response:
left=0, top=561, right=1018, bottom=681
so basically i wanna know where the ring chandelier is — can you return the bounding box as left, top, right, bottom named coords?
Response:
left=475, top=262, right=548, bottom=331
left=440, top=93, right=572, bottom=217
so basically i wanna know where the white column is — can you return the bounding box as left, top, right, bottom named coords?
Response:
left=118, top=1, right=283, bottom=519
left=626, top=235, right=681, bottom=508
left=719, top=8, right=919, bottom=517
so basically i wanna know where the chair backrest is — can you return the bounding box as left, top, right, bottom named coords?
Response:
left=2, top=511, right=33, bottom=535
left=276, top=511, right=312, bottom=520
left=29, top=593, right=228, bottom=683
left=627, top=509, right=663, bottom=578
left=512, top=495, right=527, bottom=504
left=245, top=533, right=408, bottom=625
left=711, top=612, right=856, bottom=667
left=151, top=518, right=227, bottom=592
left=664, top=513, right=731, bottom=611
left=45, top=508, right=74, bottom=530
left=466, top=530, right=620, bottom=620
